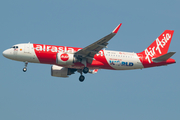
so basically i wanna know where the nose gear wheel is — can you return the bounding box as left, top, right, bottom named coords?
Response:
left=23, top=67, right=27, bottom=72
left=23, top=61, right=28, bottom=72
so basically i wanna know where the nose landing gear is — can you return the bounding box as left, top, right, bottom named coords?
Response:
left=23, top=67, right=27, bottom=72
left=23, top=61, right=28, bottom=72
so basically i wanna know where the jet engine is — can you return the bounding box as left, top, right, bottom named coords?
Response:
left=51, top=65, right=76, bottom=77
left=56, top=52, right=77, bottom=65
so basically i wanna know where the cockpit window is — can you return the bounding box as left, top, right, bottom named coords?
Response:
left=11, top=46, right=18, bottom=48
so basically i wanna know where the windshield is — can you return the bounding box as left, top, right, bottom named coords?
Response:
left=11, top=46, right=18, bottom=48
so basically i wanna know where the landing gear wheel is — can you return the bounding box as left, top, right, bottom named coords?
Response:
left=23, top=67, right=27, bottom=72
left=79, top=75, right=85, bottom=82
left=83, top=67, right=89, bottom=74
left=23, top=61, right=28, bottom=72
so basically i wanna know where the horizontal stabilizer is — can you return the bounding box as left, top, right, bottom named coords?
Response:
left=152, top=52, right=176, bottom=63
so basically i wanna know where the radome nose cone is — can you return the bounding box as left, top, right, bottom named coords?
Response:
left=2, top=50, right=7, bottom=57
left=2, top=49, right=10, bottom=58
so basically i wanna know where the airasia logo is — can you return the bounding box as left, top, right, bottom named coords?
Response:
left=60, top=54, right=69, bottom=61
left=145, top=33, right=171, bottom=63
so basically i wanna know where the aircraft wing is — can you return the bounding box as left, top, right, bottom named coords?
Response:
left=75, top=23, right=122, bottom=62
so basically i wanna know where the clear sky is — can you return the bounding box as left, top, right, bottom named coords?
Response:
left=0, top=0, right=179, bottom=120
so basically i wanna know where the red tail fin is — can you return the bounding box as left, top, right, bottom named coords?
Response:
left=139, top=30, right=174, bottom=63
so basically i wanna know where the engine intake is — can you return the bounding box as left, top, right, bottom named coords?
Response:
left=56, top=52, right=77, bottom=65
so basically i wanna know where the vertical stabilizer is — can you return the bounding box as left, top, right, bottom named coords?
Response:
left=139, top=30, right=174, bottom=63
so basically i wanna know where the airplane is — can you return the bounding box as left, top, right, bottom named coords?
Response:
left=2, top=23, right=176, bottom=82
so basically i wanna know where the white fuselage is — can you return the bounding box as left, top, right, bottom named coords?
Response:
left=3, top=43, right=144, bottom=70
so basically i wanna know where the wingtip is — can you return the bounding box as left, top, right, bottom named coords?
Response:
left=112, top=23, right=122, bottom=33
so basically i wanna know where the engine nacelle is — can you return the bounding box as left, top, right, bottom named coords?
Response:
left=51, top=65, right=76, bottom=77
left=56, top=52, right=77, bottom=65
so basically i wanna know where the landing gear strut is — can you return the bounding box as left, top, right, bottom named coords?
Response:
left=81, top=57, right=89, bottom=74
left=23, top=61, right=28, bottom=72
left=77, top=58, right=89, bottom=82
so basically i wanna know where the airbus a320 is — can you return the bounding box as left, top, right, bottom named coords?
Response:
left=3, top=23, right=176, bottom=82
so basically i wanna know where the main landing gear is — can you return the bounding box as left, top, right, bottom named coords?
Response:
left=23, top=61, right=28, bottom=72
left=77, top=58, right=90, bottom=82
left=78, top=67, right=89, bottom=82
left=83, top=67, right=89, bottom=74
left=79, top=75, right=85, bottom=82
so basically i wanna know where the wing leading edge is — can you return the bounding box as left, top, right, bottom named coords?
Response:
left=75, top=23, right=122, bottom=62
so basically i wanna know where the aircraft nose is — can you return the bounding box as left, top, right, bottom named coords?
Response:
left=3, top=49, right=8, bottom=57
left=2, top=49, right=11, bottom=58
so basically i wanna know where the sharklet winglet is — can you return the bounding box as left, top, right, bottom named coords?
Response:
left=112, top=23, right=122, bottom=34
